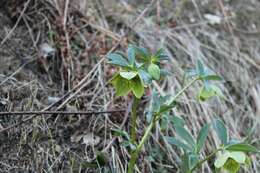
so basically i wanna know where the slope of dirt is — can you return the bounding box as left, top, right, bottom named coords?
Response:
left=0, top=0, right=259, bottom=173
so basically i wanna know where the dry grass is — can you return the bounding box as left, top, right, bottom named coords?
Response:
left=0, top=0, right=259, bottom=172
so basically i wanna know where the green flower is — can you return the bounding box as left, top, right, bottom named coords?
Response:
left=214, top=151, right=250, bottom=173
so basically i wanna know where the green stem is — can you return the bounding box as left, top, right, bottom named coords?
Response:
left=169, top=77, right=199, bottom=105
left=189, top=148, right=222, bottom=173
left=127, top=77, right=199, bottom=173
left=128, top=117, right=155, bottom=173
left=130, top=96, right=140, bottom=144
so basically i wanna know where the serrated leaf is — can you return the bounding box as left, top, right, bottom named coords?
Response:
left=110, top=74, right=131, bottom=97
left=175, top=126, right=195, bottom=148
left=212, top=119, right=228, bottom=145
left=225, top=143, right=259, bottom=153
left=165, top=136, right=193, bottom=151
left=107, top=53, right=129, bottom=67
left=127, top=45, right=135, bottom=65
left=196, top=124, right=210, bottom=153
left=148, top=63, right=160, bottom=80
left=130, top=76, right=145, bottom=98
left=119, top=71, right=138, bottom=80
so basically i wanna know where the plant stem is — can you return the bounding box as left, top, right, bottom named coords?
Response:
left=127, top=77, right=199, bottom=173
left=169, top=77, right=199, bottom=105
left=189, top=148, right=222, bottom=173
left=130, top=96, right=140, bottom=144
left=128, top=117, right=155, bottom=173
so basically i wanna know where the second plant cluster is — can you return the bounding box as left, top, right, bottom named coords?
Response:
left=107, top=45, right=258, bottom=173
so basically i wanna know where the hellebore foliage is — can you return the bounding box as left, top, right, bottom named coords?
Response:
left=165, top=119, right=258, bottom=173
left=106, top=45, right=258, bottom=173
left=107, top=45, right=169, bottom=98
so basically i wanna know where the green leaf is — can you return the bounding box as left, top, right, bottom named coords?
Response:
left=225, top=143, right=259, bottom=153
left=170, top=116, right=185, bottom=127
left=110, top=74, right=131, bottom=97
left=165, top=136, right=193, bottom=151
left=199, top=85, right=223, bottom=99
left=223, top=158, right=240, bottom=173
left=200, top=75, right=222, bottom=81
left=212, top=119, right=228, bottom=145
left=228, top=151, right=246, bottom=164
left=175, top=126, right=195, bottom=148
left=127, top=45, right=135, bottom=65
left=107, top=53, right=129, bottom=67
left=155, top=48, right=169, bottom=60
left=198, top=86, right=216, bottom=101
left=148, top=63, right=160, bottom=80
left=119, top=71, right=138, bottom=80
left=111, top=128, right=129, bottom=140
left=151, top=91, right=161, bottom=113
left=160, top=114, right=169, bottom=131
left=130, top=76, right=145, bottom=98
left=198, top=86, right=213, bottom=101
left=189, top=154, right=199, bottom=170
left=138, top=69, right=152, bottom=86
left=181, top=152, right=190, bottom=173
left=196, top=59, right=205, bottom=76
left=134, top=46, right=149, bottom=59
left=196, top=123, right=210, bottom=153
left=81, top=152, right=109, bottom=168
left=245, top=156, right=251, bottom=166
left=158, top=101, right=176, bottom=114
left=214, top=152, right=230, bottom=168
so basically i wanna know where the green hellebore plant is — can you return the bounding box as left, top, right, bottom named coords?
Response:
left=106, top=45, right=258, bottom=173
left=165, top=118, right=258, bottom=173
left=107, top=45, right=168, bottom=98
